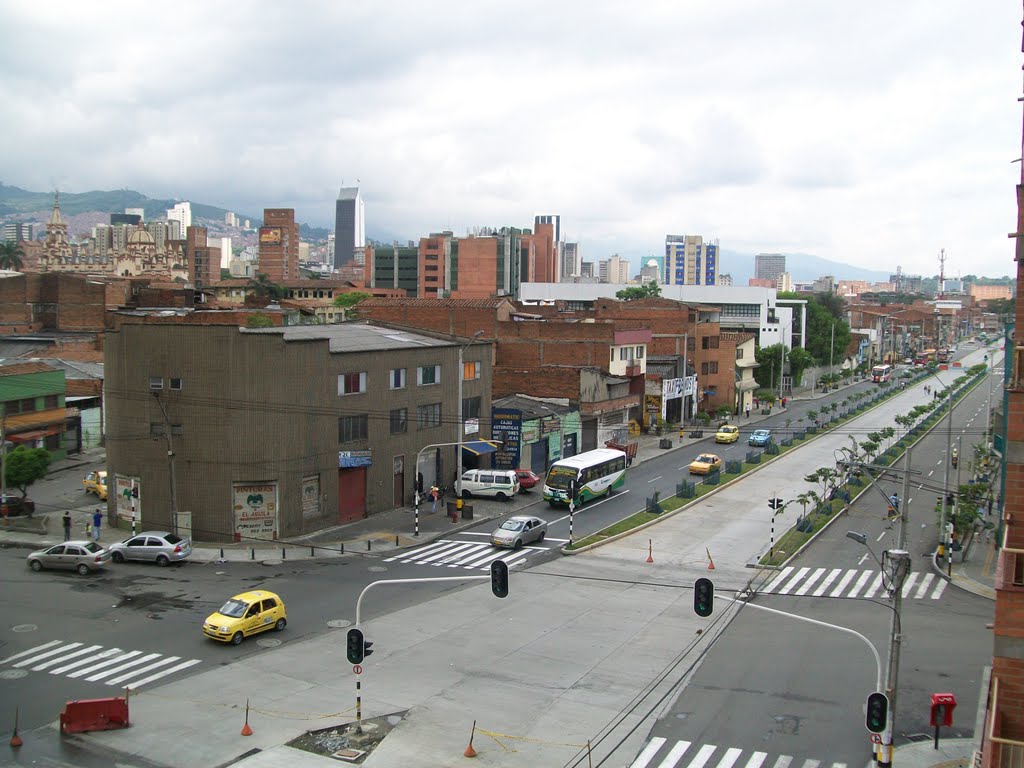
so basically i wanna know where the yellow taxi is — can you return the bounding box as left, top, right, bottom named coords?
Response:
left=715, top=425, right=740, bottom=444
left=689, top=453, right=723, bottom=475
left=203, top=590, right=287, bottom=645
left=82, top=470, right=108, bottom=500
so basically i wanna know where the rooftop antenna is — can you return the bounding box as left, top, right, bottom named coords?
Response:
left=937, top=248, right=946, bottom=300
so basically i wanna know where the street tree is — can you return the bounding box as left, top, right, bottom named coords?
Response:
left=5, top=446, right=51, bottom=500
left=0, top=240, right=25, bottom=270
left=333, top=291, right=371, bottom=310
left=616, top=283, right=660, bottom=301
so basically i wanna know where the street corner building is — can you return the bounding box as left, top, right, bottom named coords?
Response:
left=104, top=318, right=492, bottom=543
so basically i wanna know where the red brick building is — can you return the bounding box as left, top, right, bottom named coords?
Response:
left=258, top=209, right=300, bottom=283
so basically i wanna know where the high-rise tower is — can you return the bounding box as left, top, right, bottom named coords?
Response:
left=334, top=187, right=365, bottom=269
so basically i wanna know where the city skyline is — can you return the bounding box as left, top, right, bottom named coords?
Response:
left=0, top=2, right=1018, bottom=279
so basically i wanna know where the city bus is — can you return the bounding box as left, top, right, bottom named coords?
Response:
left=871, top=364, right=893, bottom=383
left=543, top=448, right=628, bottom=507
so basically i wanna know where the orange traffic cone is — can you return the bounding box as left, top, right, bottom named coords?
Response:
left=463, top=719, right=478, bottom=758
left=241, top=699, right=253, bottom=737
left=646, top=540, right=654, bottom=563
left=10, top=707, right=22, bottom=748
left=706, top=547, right=716, bottom=570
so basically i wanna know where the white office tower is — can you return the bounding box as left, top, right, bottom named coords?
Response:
left=599, top=255, right=630, bottom=283
left=167, top=201, right=192, bottom=236
left=221, top=237, right=233, bottom=269
left=334, top=187, right=366, bottom=268
left=561, top=242, right=581, bottom=279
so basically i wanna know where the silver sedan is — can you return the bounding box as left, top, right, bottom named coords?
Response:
left=27, top=540, right=111, bottom=575
left=108, top=530, right=192, bottom=566
left=490, top=515, right=548, bottom=550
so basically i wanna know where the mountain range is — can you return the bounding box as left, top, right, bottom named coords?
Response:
left=0, top=184, right=895, bottom=282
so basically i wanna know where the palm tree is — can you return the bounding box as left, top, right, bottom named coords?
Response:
left=248, top=272, right=285, bottom=301
left=0, top=240, right=24, bottom=270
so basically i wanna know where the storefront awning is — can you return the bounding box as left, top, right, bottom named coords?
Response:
left=462, top=440, right=501, bottom=456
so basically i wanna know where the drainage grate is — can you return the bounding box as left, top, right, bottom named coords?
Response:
left=903, top=733, right=931, bottom=743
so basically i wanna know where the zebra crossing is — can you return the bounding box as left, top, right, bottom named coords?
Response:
left=758, top=566, right=948, bottom=600
left=629, top=736, right=847, bottom=768
left=382, top=539, right=545, bottom=571
left=0, top=640, right=202, bottom=689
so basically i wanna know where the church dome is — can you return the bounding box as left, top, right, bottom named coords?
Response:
left=128, top=227, right=155, bottom=245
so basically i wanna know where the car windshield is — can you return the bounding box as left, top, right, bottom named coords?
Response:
left=218, top=599, right=249, bottom=618
left=500, top=520, right=526, bottom=532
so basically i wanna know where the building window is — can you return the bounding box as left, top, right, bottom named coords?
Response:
left=736, top=348, right=744, bottom=360
left=462, top=361, right=481, bottom=381
left=417, top=402, right=441, bottom=429
left=44, top=395, right=59, bottom=409
left=701, top=362, right=720, bottom=375
left=338, top=372, right=367, bottom=396
left=390, top=408, right=408, bottom=434
left=338, top=414, right=369, bottom=443
left=619, top=347, right=629, bottom=361
left=634, top=346, right=645, bottom=359
left=418, top=365, right=441, bottom=386
left=170, top=378, right=183, bottom=390
left=701, top=336, right=720, bottom=350
left=463, top=396, right=481, bottom=420
left=150, top=423, right=165, bottom=437
left=390, top=368, right=407, bottom=390
left=150, top=377, right=163, bottom=390
left=171, top=424, right=183, bottom=435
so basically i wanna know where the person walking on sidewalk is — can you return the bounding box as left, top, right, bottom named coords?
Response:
left=62, top=510, right=72, bottom=541
left=745, top=405, right=751, bottom=419
left=92, top=508, right=103, bottom=542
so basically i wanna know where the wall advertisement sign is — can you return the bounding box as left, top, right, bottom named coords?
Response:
left=233, top=482, right=278, bottom=542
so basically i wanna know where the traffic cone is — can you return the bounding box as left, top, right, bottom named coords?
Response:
left=463, top=719, right=478, bottom=758
left=646, top=540, right=654, bottom=563
left=706, top=547, right=716, bottom=570
left=10, top=707, right=22, bottom=748
left=240, top=699, right=253, bottom=736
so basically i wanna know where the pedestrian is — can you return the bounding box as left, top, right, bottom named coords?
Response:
left=62, top=510, right=72, bottom=541
left=753, top=396, right=759, bottom=409
left=745, top=405, right=750, bottom=419
left=92, top=508, right=103, bottom=542
left=782, top=396, right=787, bottom=408
left=430, top=486, right=439, bottom=514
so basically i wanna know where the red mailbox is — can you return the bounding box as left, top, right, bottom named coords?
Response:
left=929, top=692, right=956, bottom=728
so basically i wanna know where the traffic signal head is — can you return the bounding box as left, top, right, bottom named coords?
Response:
left=362, top=639, right=374, bottom=659
left=346, top=627, right=365, bottom=664
left=693, top=577, right=714, bottom=617
left=866, top=691, right=889, bottom=733
left=491, top=559, right=509, bottom=598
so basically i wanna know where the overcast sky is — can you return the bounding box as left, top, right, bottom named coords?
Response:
left=2, top=1, right=1020, bottom=279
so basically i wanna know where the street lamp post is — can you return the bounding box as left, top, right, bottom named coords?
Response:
left=455, top=331, right=485, bottom=499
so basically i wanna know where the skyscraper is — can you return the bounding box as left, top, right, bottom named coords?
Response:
left=166, top=202, right=192, bottom=237
left=334, top=187, right=365, bottom=268
left=664, top=234, right=718, bottom=286
left=754, top=253, right=786, bottom=281
left=258, top=208, right=300, bottom=283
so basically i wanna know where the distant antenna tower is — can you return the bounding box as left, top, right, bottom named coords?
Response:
left=937, top=248, right=946, bottom=300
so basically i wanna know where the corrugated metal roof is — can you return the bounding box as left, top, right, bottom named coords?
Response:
left=358, top=297, right=509, bottom=309
left=0, top=361, right=59, bottom=376
left=242, top=322, right=452, bottom=353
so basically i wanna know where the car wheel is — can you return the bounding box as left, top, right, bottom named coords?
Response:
left=537, top=531, right=545, bottom=542
left=461, top=490, right=472, bottom=499
left=77, top=563, right=90, bottom=576
left=156, top=554, right=170, bottom=567
left=112, top=551, right=125, bottom=563
left=514, top=539, right=523, bottom=550
left=496, top=492, right=508, bottom=502
left=275, top=618, right=287, bottom=632
left=231, top=632, right=243, bottom=646
left=29, top=559, right=42, bottom=572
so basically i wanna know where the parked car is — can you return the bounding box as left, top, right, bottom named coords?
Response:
left=514, top=469, right=541, bottom=491
left=748, top=429, right=772, bottom=447
left=27, top=540, right=111, bottom=575
left=715, top=425, right=740, bottom=444
left=490, top=515, right=548, bottom=549
left=689, top=453, right=723, bottom=475
left=0, top=494, right=35, bottom=517
left=458, top=469, right=520, bottom=500
left=203, top=590, right=287, bottom=645
left=82, top=470, right=108, bottom=501
left=108, top=531, right=192, bottom=566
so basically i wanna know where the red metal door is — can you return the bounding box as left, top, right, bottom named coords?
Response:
left=337, top=467, right=367, bottom=523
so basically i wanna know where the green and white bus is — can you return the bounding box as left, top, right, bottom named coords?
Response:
left=543, top=448, right=628, bottom=507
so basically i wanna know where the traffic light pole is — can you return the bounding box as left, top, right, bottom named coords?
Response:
left=355, top=572, right=504, bottom=626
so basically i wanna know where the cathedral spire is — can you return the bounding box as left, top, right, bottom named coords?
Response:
left=49, top=190, right=63, bottom=226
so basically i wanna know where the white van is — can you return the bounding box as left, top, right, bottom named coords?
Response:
left=458, top=469, right=520, bottom=501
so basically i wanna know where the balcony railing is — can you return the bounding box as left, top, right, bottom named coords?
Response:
left=985, top=675, right=1024, bottom=767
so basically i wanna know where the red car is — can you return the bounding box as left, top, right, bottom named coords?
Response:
left=514, top=469, right=541, bottom=491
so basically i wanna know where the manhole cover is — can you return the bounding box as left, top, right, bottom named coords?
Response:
left=12, top=624, right=37, bottom=633
left=327, top=619, right=351, bottom=629
left=261, top=559, right=283, bottom=566
left=368, top=566, right=387, bottom=572
left=256, top=638, right=282, bottom=648
left=0, top=669, right=28, bottom=679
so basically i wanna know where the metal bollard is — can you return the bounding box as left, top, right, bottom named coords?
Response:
left=340, top=543, right=344, bottom=555
left=251, top=548, right=255, bottom=560
left=220, top=548, right=224, bottom=558
left=282, top=547, right=286, bottom=560
left=366, top=539, right=371, bottom=551
left=310, top=546, right=314, bottom=556
left=395, top=534, right=399, bottom=546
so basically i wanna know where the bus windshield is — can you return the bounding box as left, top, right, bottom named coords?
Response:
left=545, top=465, right=576, bottom=490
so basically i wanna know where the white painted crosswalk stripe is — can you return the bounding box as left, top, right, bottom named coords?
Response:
left=383, top=539, right=546, bottom=571
left=632, top=737, right=848, bottom=768
left=760, top=568, right=947, bottom=600
left=0, top=640, right=202, bottom=689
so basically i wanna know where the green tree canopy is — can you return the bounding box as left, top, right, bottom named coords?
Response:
left=249, top=273, right=286, bottom=300
left=333, top=291, right=371, bottom=309
left=805, top=298, right=851, bottom=366
left=786, top=347, right=815, bottom=387
left=0, top=240, right=25, bottom=270
left=245, top=314, right=274, bottom=328
left=754, top=343, right=785, bottom=389
left=5, top=446, right=51, bottom=498
left=615, top=283, right=660, bottom=301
